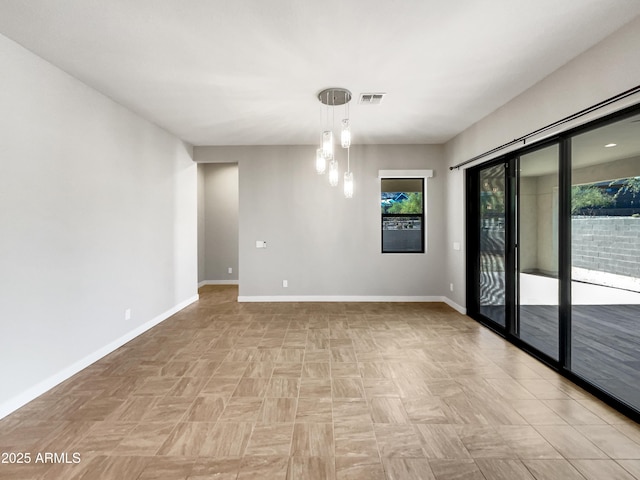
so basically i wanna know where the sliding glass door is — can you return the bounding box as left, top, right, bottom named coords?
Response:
left=469, top=146, right=561, bottom=354
left=467, top=104, right=640, bottom=420
left=570, top=113, right=640, bottom=411
left=517, top=145, right=560, bottom=360
left=477, top=163, right=507, bottom=328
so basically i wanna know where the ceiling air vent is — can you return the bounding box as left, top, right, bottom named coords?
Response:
left=359, top=93, right=386, bottom=104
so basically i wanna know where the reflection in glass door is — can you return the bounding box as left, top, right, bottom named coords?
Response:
left=517, top=146, right=560, bottom=359
left=571, top=114, right=640, bottom=411
left=479, top=164, right=507, bottom=327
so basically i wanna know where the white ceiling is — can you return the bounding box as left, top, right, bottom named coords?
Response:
left=1, top=0, right=639, bottom=146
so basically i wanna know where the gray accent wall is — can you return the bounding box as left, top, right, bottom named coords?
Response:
left=196, top=145, right=446, bottom=298
left=444, top=16, right=640, bottom=309
left=0, top=33, right=198, bottom=412
left=200, top=163, right=239, bottom=283
left=519, top=175, right=558, bottom=276
left=198, top=164, right=206, bottom=282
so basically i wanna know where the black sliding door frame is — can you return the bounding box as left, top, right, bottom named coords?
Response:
left=558, top=137, right=572, bottom=371
left=505, top=158, right=517, bottom=338
left=465, top=103, right=640, bottom=422
left=466, top=157, right=511, bottom=333
left=467, top=139, right=565, bottom=369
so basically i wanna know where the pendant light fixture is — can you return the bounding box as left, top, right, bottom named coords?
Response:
left=341, top=119, right=351, bottom=148
left=344, top=147, right=354, bottom=198
left=315, top=148, right=326, bottom=174
left=329, top=158, right=339, bottom=186
left=322, top=130, right=334, bottom=159
left=316, top=87, right=354, bottom=197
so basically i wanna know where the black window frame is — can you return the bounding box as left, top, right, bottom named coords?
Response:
left=381, top=177, right=425, bottom=254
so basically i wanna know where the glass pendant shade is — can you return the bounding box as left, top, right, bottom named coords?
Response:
left=341, top=119, right=351, bottom=148
left=322, top=131, right=334, bottom=158
left=328, top=159, right=339, bottom=187
left=343, top=171, right=354, bottom=198
left=315, top=148, right=326, bottom=174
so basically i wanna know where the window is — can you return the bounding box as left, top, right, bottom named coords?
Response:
left=381, top=178, right=424, bottom=253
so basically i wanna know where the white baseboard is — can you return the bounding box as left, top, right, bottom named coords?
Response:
left=441, top=296, right=467, bottom=315
left=199, top=280, right=239, bottom=287
left=0, top=294, right=199, bottom=420
left=238, top=294, right=448, bottom=304
left=237, top=294, right=468, bottom=314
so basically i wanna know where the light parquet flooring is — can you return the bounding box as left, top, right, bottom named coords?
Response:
left=1, top=285, right=640, bottom=480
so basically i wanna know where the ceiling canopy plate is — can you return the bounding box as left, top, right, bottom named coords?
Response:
left=318, top=88, right=352, bottom=106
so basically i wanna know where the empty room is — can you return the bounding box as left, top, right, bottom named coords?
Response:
left=2, top=1, right=640, bottom=479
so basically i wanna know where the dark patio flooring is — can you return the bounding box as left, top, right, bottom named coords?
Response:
left=480, top=303, right=640, bottom=411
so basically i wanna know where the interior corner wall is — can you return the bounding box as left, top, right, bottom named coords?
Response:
left=196, top=144, right=446, bottom=299
left=0, top=34, right=198, bottom=417
left=200, top=163, right=239, bottom=284
left=197, top=164, right=206, bottom=283
left=443, top=16, right=640, bottom=309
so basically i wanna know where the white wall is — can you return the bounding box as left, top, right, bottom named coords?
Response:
left=444, top=16, right=640, bottom=308
left=196, top=145, right=447, bottom=300
left=199, top=163, right=239, bottom=284
left=0, top=34, right=198, bottom=417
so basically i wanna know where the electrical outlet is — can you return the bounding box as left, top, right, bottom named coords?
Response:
left=449, top=283, right=454, bottom=292
left=125, top=308, right=131, bottom=320
left=228, top=267, right=233, bottom=274
left=282, top=280, right=288, bottom=288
